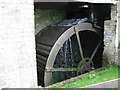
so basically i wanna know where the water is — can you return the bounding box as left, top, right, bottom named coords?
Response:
left=52, top=35, right=81, bottom=84
left=58, top=18, right=88, bottom=26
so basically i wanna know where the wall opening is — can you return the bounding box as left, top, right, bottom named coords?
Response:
left=34, top=2, right=114, bottom=87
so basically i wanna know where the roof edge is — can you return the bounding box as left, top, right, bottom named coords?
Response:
left=34, top=0, right=118, bottom=4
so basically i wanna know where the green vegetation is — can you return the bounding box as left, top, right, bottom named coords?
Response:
left=118, top=43, right=120, bottom=49
left=51, top=64, right=120, bottom=88
left=35, top=9, right=65, bottom=34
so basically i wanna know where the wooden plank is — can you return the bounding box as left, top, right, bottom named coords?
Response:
left=36, top=54, right=47, bottom=61
left=36, top=47, right=50, bottom=56
left=36, top=43, right=52, bottom=51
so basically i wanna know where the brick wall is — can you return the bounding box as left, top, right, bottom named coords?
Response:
left=0, top=0, right=37, bottom=89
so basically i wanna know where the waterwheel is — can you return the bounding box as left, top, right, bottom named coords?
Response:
left=35, top=19, right=103, bottom=86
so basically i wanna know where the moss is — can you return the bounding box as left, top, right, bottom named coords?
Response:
left=35, top=9, right=65, bottom=34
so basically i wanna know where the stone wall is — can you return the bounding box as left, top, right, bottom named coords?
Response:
left=0, top=0, right=37, bottom=89
left=103, top=4, right=119, bottom=66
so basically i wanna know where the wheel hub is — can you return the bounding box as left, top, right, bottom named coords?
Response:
left=77, top=58, right=94, bottom=75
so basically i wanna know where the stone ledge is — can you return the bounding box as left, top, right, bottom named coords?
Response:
left=83, top=78, right=120, bottom=88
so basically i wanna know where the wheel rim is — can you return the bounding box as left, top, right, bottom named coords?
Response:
left=44, top=23, right=102, bottom=86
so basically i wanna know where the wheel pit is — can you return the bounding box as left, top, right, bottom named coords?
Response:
left=35, top=2, right=112, bottom=87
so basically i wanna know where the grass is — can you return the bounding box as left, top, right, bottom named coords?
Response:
left=51, top=64, right=120, bottom=88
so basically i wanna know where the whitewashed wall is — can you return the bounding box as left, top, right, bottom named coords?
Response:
left=0, top=0, right=37, bottom=89
left=118, top=1, right=120, bottom=46
left=118, top=1, right=120, bottom=65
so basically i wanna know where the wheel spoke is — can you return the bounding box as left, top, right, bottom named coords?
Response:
left=45, top=67, right=77, bottom=72
left=74, top=27, right=84, bottom=59
left=90, top=39, right=102, bottom=60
